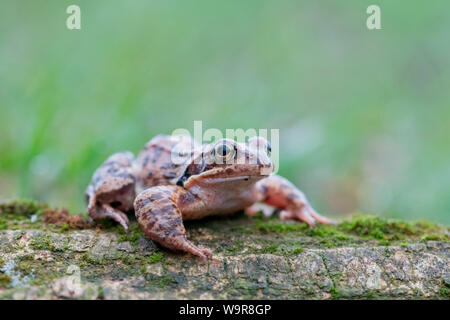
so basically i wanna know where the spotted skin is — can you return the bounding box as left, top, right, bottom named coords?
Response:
left=134, top=134, right=201, bottom=191
left=134, top=186, right=212, bottom=260
left=85, top=152, right=136, bottom=232
left=86, top=134, right=334, bottom=260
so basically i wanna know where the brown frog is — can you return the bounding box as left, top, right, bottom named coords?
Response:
left=86, top=134, right=334, bottom=260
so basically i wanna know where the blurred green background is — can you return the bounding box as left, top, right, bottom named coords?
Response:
left=0, top=1, right=449, bottom=224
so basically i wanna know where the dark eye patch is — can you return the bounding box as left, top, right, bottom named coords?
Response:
left=267, top=142, right=272, bottom=155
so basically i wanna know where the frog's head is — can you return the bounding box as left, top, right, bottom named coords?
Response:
left=179, top=136, right=273, bottom=188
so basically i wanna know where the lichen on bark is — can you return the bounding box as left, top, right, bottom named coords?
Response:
left=0, top=200, right=449, bottom=300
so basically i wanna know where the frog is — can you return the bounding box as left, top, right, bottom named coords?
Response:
left=85, top=134, right=335, bottom=260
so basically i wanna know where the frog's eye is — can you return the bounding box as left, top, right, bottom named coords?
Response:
left=213, top=142, right=235, bottom=163
left=266, top=143, right=272, bottom=156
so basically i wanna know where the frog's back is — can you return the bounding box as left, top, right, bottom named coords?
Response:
left=135, top=134, right=200, bottom=191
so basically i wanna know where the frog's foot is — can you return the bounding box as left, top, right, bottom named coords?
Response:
left=178, top=240, right=213, bottom=261
left=88, top=203, right=130, bottom=233
left=279, top=206, right=335, bottom=227
left=134, top=186, right=214, bottom=261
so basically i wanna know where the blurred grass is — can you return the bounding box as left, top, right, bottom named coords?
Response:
left=0, top=0, right=449, bottom=224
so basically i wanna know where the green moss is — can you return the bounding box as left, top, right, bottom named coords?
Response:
left=340, top=215, right=426, bottom=241
left=16, top=261, right=34, bottom=274
left=81, top=253, right=105, bottom=265
left=255, top=219, right=306, bottom=234
left=440, top=287, right=449, bottom=299
left=253, top=215, right=351, bottom=248
left=307, top=225, right=346, bottom=239
left=0, top=200, right=48, bottom=218
left=129, top=235, right=139, bottom=242
left=149, top=252, right=164, bottom=264
left=279, top=246, right=305, bottom=256
left=117, top=223, right=144, bottom=243
left=305, top=288, right=314, bottom=295
left=224, top=240, right=245, bottom=254
left=0, top=218, right=7, bottom=230
left=119, top=234, right=139, bottom=243
left=0, top=200, right=91, bottom=233
left=0, top=274, right=11, bottom=288
left=97, top=286, right=104, bottom=300
left=421, top=234, right=444, bottom=242
left=377, top=239, right=391, bottom=246
left=229, top=225, right=253, bottom=234
left=365, top=290, right=376, bottom=299
left=248, top=243, right=305, bottom=257
left=30, top=235, right=55, bottom=251
left=260, top=244, right=278, bottom=254
left=159, top=276, right=175, bottom=288
left=290, top=247, right=304, bottom=254
left=29, top=234, right=66, bottom=252
left=330, top=286, right=341, bottom=299
left=252, top=213, right=448, bottom=249
left=120, top=254, right=135, bottom=265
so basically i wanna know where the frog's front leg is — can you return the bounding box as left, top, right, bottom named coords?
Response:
left=250, top=175, right=335, bottom=226
left=134, top=186, right=213, bottom=261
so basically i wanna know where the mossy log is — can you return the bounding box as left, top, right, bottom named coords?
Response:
left=0, top=201, right=449, bottom=300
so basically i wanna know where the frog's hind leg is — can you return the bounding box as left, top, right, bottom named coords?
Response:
left=85, top=151, right=136, bottom=232
left=252, top=175, right=336, bottom=226
left=85, top=185, right=130, bottom=232
left=134, top=186, right=212, bottom=261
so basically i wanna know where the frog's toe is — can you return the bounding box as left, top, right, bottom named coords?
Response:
left=279, top=207, right=336, bottom=227
left=181, top=240, right=213, bottom=261
left=309, top=208, right=336, bottom=225
left=200, top=247, right=213, bottom=259
left=115, top=216, right=130, bottom=233
left=279, top=209, right=316, bottom=227
left=89, top=203, right=130, bottom=233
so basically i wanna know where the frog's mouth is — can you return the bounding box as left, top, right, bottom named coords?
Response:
left=201, top=175, right=251, bottom=183
left=176, top=164, right=259, bottom=187
left=176, top=155, right=272, bottom=187
left=180, top=166, right=266, bottom=187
